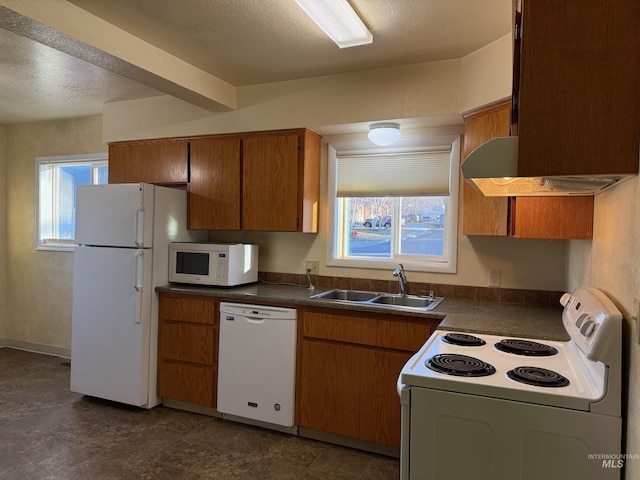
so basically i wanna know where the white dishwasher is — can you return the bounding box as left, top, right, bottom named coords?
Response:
left=217, top=302, right=297, bottom=429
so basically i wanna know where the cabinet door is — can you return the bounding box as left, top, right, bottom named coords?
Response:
left=157, top=362, right=214, bottom=407
left=157, top=293, right=218, bottom=407
left=242, top=134, right=300, bottom=231
left=188, top=137, right=241, bottom=230
left=462, top=101, right=594, bottom=240
left=360, top=349, right=410, bottom=448
left=462, top=101, right=510, bottom=236
left=298, top=340, right=361, bottom=439
left=516, top=0, right=640, bottom=177
left=511, top=197, right=593, bottom=239
left=108, top=140, right=188, bottom=184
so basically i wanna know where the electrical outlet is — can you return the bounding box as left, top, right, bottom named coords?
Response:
left=488, top=268, right=501, bottom=287
left=305, top=261, right=320, bottom=274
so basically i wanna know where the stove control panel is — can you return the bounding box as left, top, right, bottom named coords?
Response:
left=561, top=287, right=621, bottom=364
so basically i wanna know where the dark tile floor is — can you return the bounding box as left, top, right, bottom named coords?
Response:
left=0, top=348, right=400, bottom=479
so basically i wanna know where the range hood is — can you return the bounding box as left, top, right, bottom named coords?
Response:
left=461, top=137, right=633, bottom=197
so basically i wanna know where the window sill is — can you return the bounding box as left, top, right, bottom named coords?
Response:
left=37, top=244, right=75, bottom=252
left=326, top=257, right=457, bottom=274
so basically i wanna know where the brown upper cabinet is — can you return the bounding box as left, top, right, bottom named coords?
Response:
left=513, top=0, right=640, bottom=177
left=107, top=128, right=321, bottom=233
left=462, top=0, right=640, bottom=238
left=189, top=136, right=242, bottom=230
left=188, top=129, right=321, bottom=232
left=462, top=101, right=593, bottom=239
left=108, top=139, right=189, bottom=185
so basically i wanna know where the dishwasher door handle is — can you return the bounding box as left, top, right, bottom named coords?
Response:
left=223, top=314, right=266, bottom=324
left=244, top=316, right=265, bottom=324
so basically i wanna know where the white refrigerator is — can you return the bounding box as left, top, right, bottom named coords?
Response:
left=70, top=183, right=205, bottom=408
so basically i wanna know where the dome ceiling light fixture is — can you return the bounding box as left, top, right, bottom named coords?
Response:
left=368, top=122, right=401, bottom=146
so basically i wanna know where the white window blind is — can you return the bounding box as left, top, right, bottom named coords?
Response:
left=336, top=150, right=451, bottom=197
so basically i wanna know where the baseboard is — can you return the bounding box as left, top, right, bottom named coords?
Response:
left=221, top=412, right=298, bottom=435
left=298, top=427, right=399, bottom=458
left=1, top=339, right=71, bottom=358
left=162, top=398, right=223, bottom=418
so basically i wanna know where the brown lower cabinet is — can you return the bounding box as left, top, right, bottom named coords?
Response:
left=157, top=293, right=219, bottom=407
left=296, top=308, right=438, bottom=448
left=156, top=294, right=437, bottom=450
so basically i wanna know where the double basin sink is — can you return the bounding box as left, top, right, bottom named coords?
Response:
left=309, top=289, right=444, bottom=312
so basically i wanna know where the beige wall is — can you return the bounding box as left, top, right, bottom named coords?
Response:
left=103, top=59, right=464, bottom=143
left=5, top=116, right=106, bottom=352
left=460, top=34, right=513, bottom=113
left=207, top=132, right=567, bottom=291
left=102, top=45, right=566, bottom=292
left=103, top=35, right=514, bottom=143
left=0, top=125, right=6, bottom=342
left=3, top=38, right=567, bottom=355
left=567, top=177, right=640, bottom=475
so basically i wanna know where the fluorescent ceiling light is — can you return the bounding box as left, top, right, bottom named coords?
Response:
left=368, top=123, right=401, bottom=146
left=295, top=0, right=373, bottom=48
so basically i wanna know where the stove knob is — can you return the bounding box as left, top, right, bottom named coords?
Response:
left=580, top=319, right=596, bottom=337
left=575, top=313, right=589, bottom=328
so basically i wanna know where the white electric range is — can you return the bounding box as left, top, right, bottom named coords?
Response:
left=398, top=286, right=623, bottom=480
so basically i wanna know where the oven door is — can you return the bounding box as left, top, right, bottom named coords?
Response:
left=406, top=387, right=621, bottom=480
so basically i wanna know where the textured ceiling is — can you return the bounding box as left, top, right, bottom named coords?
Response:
left=0, top=0, right=512, bottom=125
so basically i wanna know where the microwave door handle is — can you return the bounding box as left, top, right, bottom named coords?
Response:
left=133, top=250, right=143, bottom=324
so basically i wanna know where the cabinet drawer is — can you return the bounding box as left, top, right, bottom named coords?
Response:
left=159, top=294, right=215, bottom=324
left=158, top=322, right=214, bottom=364
left=302, top=309, right=435, bottom=352
left=157, top=361, right=214, bottom=407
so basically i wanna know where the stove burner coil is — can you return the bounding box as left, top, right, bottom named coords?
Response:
left=494, top=339, right=558, bottom=356
left=426, top=354, right=496, bottom=377
left=442, top=333, right=486, bottom=347
left=507, top=366, right=570, bottom=387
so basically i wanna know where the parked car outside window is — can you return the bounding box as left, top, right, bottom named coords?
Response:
left=363, top=215, right=392, bottom=228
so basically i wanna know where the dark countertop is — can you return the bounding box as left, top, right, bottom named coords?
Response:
left=157, top=282, right=569, bottom=341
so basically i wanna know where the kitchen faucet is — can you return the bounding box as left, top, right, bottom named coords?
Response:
left=393, top=263, right=407, bottom=295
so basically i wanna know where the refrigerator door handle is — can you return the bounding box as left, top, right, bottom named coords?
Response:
left=134, top=207, right=145, bottom=247
left=133, top=250, right=144, bottom=324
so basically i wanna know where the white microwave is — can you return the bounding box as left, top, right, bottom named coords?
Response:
left=169, top=243, right=258, bottom=287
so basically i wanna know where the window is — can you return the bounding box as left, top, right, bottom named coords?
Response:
left=36, top=154, right=108, bottom=251
left=327, top=137, right=460, bottom=273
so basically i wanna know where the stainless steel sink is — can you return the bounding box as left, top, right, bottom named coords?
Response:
left=309, top=289, right=443, bottom=312
left=310, top=289, right=379, bottom=302
left=370, top=294, right=442, bottom=309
